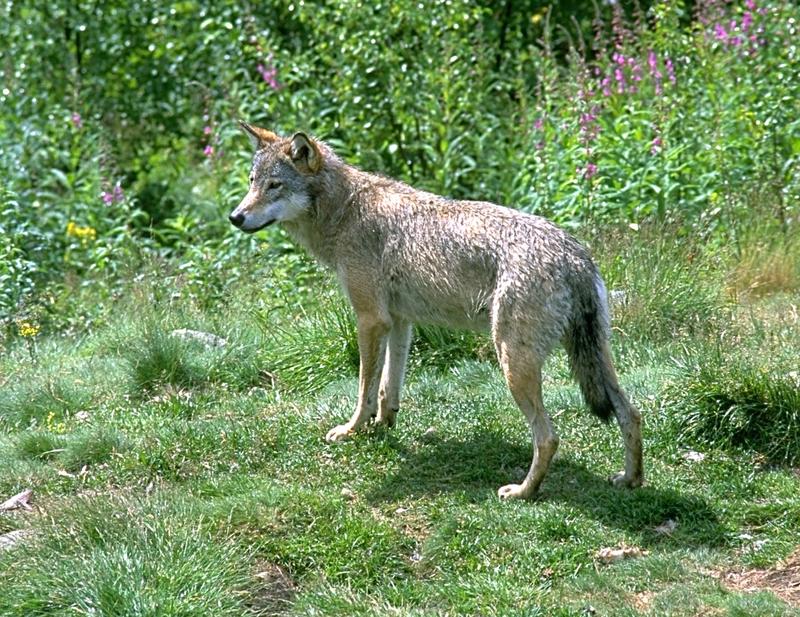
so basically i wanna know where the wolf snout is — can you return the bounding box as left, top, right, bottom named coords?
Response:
left=229, top=212, right=245, bottom=228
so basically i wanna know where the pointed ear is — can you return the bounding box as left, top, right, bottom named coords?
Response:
left=288, top=132, right=322, bottom=173
left=239, top=121, right=279, bottom=150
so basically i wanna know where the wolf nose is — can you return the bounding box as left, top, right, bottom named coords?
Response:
left=229, top=212, right=245, bottom=228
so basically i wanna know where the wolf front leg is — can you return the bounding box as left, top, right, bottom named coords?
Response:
left=375, top=320, right=412, bottom=428
left=325, top=314, right=391, bottom=442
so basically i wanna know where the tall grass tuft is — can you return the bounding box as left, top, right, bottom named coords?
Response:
left=668, top=350, right=800, bottom=465
left=0, top=374, right=92, bottom=429
left=123, top=322, right=211, bottom=395
left=60, top=427, right=127, bottom=472
left=256, top=293, right=359, bottom=395
left=596, top=229, right=726, bottom=343
left=0, top=495, right=263, bottom=616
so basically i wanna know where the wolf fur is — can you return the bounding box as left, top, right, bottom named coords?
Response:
left=230, top=124, right=643, bottom=499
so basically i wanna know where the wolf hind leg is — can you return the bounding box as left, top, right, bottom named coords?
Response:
left=605, top=372, right=643, bottom=488
left=494, top=334, right=559, bottom=500
left=564, top=274, right=643, bottom=488
left=374, top=319, right=412, bottom=428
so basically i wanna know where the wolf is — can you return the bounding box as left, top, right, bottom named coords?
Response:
left=229, top=123, right=643, bottom=499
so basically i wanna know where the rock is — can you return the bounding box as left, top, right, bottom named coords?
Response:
left=170, top=328, right=227, bottom=348
left=0, top=529, right=34, bottom=551
left=654, top=519, right=677, bottom=535
left=595, top=545, right=648, bottom=564
left=0, top=489, right=33, bottom=511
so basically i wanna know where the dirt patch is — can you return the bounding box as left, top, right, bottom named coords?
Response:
left=721, top=548, right=800, bottom=607
left=629, top=590, right=655, bottom=612
left=248, top=562, right=295, bottom=615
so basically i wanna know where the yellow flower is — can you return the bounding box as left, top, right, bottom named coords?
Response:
left=531, top=9, right=546, bottom=25
left=66, top=221, right=97, bottom=245
left=18, top=321, right=40, bottom=338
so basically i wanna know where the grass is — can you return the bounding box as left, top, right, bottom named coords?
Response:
left=1, top=236, right=799, bottom=616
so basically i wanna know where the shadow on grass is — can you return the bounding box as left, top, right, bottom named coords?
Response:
left=365, top=428, right=725, bottom=548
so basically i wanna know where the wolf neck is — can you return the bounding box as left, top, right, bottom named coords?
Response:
left=281, top=162, right=376, bottom=266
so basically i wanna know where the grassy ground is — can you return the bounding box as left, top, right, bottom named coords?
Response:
left=1, top=233, right=799, bottom=616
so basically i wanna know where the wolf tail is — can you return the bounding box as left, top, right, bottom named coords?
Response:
left=563, top=270, right=623, bottom=423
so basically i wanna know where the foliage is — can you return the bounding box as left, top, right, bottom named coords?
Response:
left=1, top=0, right=799, bottom=327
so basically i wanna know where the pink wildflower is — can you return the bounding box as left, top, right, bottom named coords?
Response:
left=614, top=67, right=626, bottom=94
left=650, top=136, right=663, bottom=155
left=203, top=125, right=213, bottom=135
left=601, top=76, right=612, bottom=97
left=664, top=57, right=676, bottom=85
left=583, top=162, right=598, bottom=179
left=256, top=55, right=281, bottom=90
left=70, top=112, right=82, bottom=128
left=101, top=183, right=125, bottom=205
left=204, top=145, right=214, bottom=158
left=647, top=50, right=658, bottom=73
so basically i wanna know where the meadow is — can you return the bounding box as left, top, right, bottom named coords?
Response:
left=1, top=1, right=799, bottom=615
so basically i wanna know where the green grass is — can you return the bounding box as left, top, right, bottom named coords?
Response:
left=1, top=245, right=799, bottom=615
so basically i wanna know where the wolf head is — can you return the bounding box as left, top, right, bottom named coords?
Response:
left=229, top=123, right=322, bottom=233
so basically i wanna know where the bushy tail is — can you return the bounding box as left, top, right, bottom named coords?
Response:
left=564, top=271, right=619, bottom=423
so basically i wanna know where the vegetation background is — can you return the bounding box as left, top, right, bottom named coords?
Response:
left=1, top=0, right=799, bottom=615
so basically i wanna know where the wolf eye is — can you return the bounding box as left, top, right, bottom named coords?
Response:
left=267, top=180, right=282, bottom=190
left=249, top=174, right=254, bottom=184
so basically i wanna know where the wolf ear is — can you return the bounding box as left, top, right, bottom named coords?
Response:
left=239, top=121, right=279, bottom=150
left=288, top=132, right=322, bottom=173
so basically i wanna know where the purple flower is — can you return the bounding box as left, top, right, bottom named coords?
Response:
left=614, top=67, right=626, bottom=93
left=70, top=112, right=82, bottom=129
left=650, top=136, right=663, bottom=155
left=583, top=162, right=598, bottom=179
left=600, top=76, right=612, bottom=97
left=647, top=50, right=658, bottom=73
left=204, top=145, right=214, bottom=158
left=256, top=56, right=281, bottom=90
left=714, top=23, right=728, bottom=42
left=101, top=183, right=125, bottom=205
left=664, top=57, right=676, bottom=85
left=745, top=0, right=756, bottom=9
left=533, top=117, right=544, bottom=130
left=742, top=12, right=753, bottom=31
left=203, top=125, right=213, bottom=135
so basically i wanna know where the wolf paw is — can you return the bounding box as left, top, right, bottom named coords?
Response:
left=609, top=471, right=643, bottom=489
left=325, top=424, right=354, bottom=443
left=497, top=483, right=532, bottom=500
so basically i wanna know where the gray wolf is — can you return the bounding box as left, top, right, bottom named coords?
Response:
left=229, top=124, right=643, bottom=499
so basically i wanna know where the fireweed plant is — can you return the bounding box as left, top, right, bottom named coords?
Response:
left=518, top=0, right=798, bottom=227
